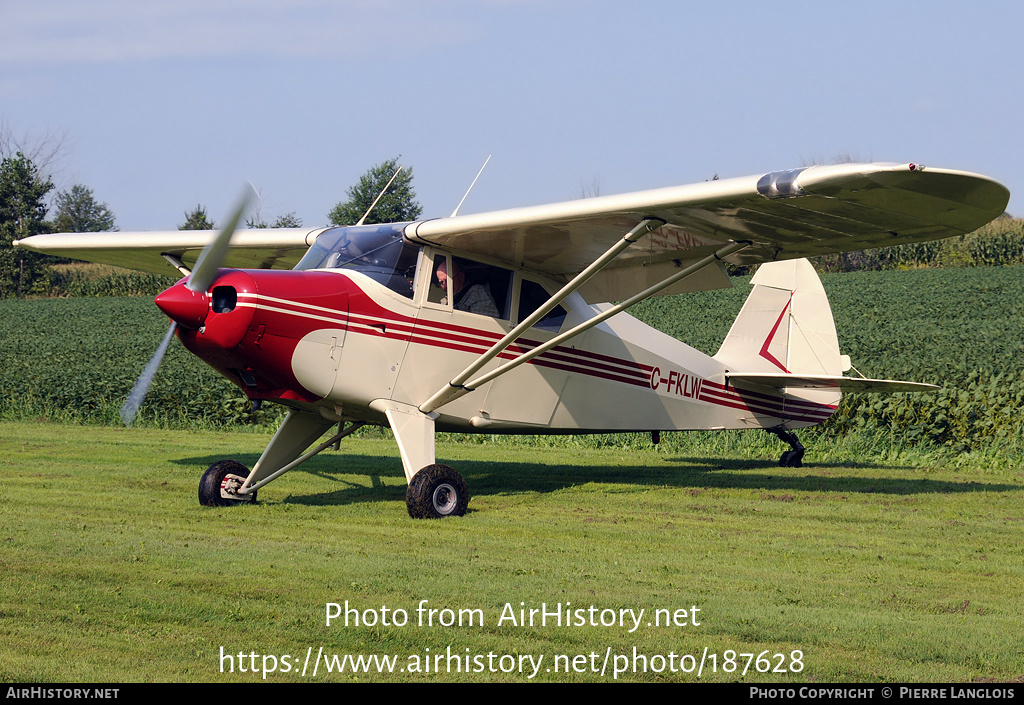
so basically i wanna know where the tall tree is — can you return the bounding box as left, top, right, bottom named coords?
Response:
left=179, top=205, right=215, bottom=230
left=52, top=184, right=117, bottom=232
left=0, top=153, right=53, bottom=297
left=0, top=120, right=69, bottom=180
left=271, top=212, right=302, bottom=228
left=328, top=157, right=422, bottom=226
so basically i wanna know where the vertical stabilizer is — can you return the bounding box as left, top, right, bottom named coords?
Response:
left=714, top=258, right=843, bottom=377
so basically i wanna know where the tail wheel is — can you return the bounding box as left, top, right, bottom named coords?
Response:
left=779, top=449, right=804, bottom=468
left=199, top=459, right=256, bottom=506
left=407, top=464, right=469, bottom=519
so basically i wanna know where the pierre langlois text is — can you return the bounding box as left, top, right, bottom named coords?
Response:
left=326, top=601, right=701, bottom=634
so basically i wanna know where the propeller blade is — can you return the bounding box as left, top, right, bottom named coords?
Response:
left=122, top=186, right=254, bottom=427
left=186, top=185, right=256, bottom=293
left=120, top=322, right=178, bottom=427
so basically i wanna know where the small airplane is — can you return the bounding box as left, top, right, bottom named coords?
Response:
left=16, top=162, right=1009, bottom=518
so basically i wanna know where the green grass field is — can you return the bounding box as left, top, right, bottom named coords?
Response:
left=1, top=422, right=1021, bottom=682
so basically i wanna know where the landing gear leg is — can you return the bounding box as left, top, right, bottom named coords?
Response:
left=197, top=410, right=365, bottom=506
left=768, top=428, right=805, bottom=468
left=375, top=400, right=470, bottom=519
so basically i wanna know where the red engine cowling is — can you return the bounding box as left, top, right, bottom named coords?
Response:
left=156, top=270, right=350, bottom=402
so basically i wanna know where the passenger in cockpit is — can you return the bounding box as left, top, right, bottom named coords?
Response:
left=435, top=258, right=499, bottom=317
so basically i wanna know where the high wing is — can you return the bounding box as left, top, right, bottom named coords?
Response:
left=14, top=227, right=324, bottom=277
left=15, top=163, right=1008, bottom=300
left=405, top=162, right=1009, bottom=302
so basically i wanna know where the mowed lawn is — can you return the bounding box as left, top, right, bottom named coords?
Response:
left=1, top=421, right=1021, bottom=682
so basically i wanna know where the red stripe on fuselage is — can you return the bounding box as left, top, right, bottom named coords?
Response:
left=202, top=271, right=836, bottom=424
left=699, top=379, right=836, bottom=422
left=241, top=280, right=654, bottom=385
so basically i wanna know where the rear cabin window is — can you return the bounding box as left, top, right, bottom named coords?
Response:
left=518, top=279, right=566, bottom=332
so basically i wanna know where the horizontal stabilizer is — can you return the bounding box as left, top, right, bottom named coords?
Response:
left=726, top=373, right=938, bottom=393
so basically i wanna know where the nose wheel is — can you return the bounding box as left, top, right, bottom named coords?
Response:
left=407, top=464, right=469, bottom=519
left=199, top=459, right=257, bottom=506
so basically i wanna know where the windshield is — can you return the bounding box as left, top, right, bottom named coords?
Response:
left=294, top=223, right=419, bottom=298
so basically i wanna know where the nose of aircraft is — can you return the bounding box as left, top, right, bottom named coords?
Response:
left=155, top=281, right=209, bottom=329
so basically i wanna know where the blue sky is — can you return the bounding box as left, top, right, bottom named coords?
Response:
left=3, top=0, right=1020, bottom=230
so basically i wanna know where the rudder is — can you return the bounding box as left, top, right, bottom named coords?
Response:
left=714, top=258, right=844, bottom=377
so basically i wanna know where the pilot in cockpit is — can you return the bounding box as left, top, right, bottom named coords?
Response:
left=435, top=258, right=500, bottom=317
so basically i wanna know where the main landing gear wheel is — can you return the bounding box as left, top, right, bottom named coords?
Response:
left=407, top=464, right=469, bottom=519
left=199, top=459, right=256, bottom=506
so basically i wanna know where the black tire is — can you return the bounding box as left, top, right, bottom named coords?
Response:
left=779, top=449, right=804, bottom=468
left=406, top=464, right=469, bottom=519
left=199, top=459, right=256, bottom=506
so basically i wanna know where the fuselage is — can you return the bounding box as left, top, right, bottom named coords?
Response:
left=155, top=226, right=837, bottom=434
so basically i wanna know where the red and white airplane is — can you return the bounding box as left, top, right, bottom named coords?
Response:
left=16, top=162, right=1009, bottom=517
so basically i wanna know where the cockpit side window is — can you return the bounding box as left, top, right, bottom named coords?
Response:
left=428, top=254, right=449, bottom=305
left=430, top=255, right=512, bottom=320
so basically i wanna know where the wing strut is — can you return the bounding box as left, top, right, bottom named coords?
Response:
left=438, top=239, right=751, bottom=407
left=161, top=253, right=191, bottom=277
left=419, top=218, right=664, bottom=413
left=419, top=235, right=750, bottom=414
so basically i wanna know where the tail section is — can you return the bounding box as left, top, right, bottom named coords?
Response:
left=712, top=258, right=937, bottom=465
left=714, top=258, right=844, bottom=377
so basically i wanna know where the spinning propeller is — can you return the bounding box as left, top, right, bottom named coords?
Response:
left=120, top=187, right=255, bottom=427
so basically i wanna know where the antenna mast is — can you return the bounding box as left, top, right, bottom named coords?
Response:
left=356, top=165, right=404, bottom=226
left=450, top=155, right=491, bottom=218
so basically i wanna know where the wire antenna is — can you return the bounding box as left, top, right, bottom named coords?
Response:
left=356, top=165, right=404, bottom=226
left=450, top=155, right=491, bottom=218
